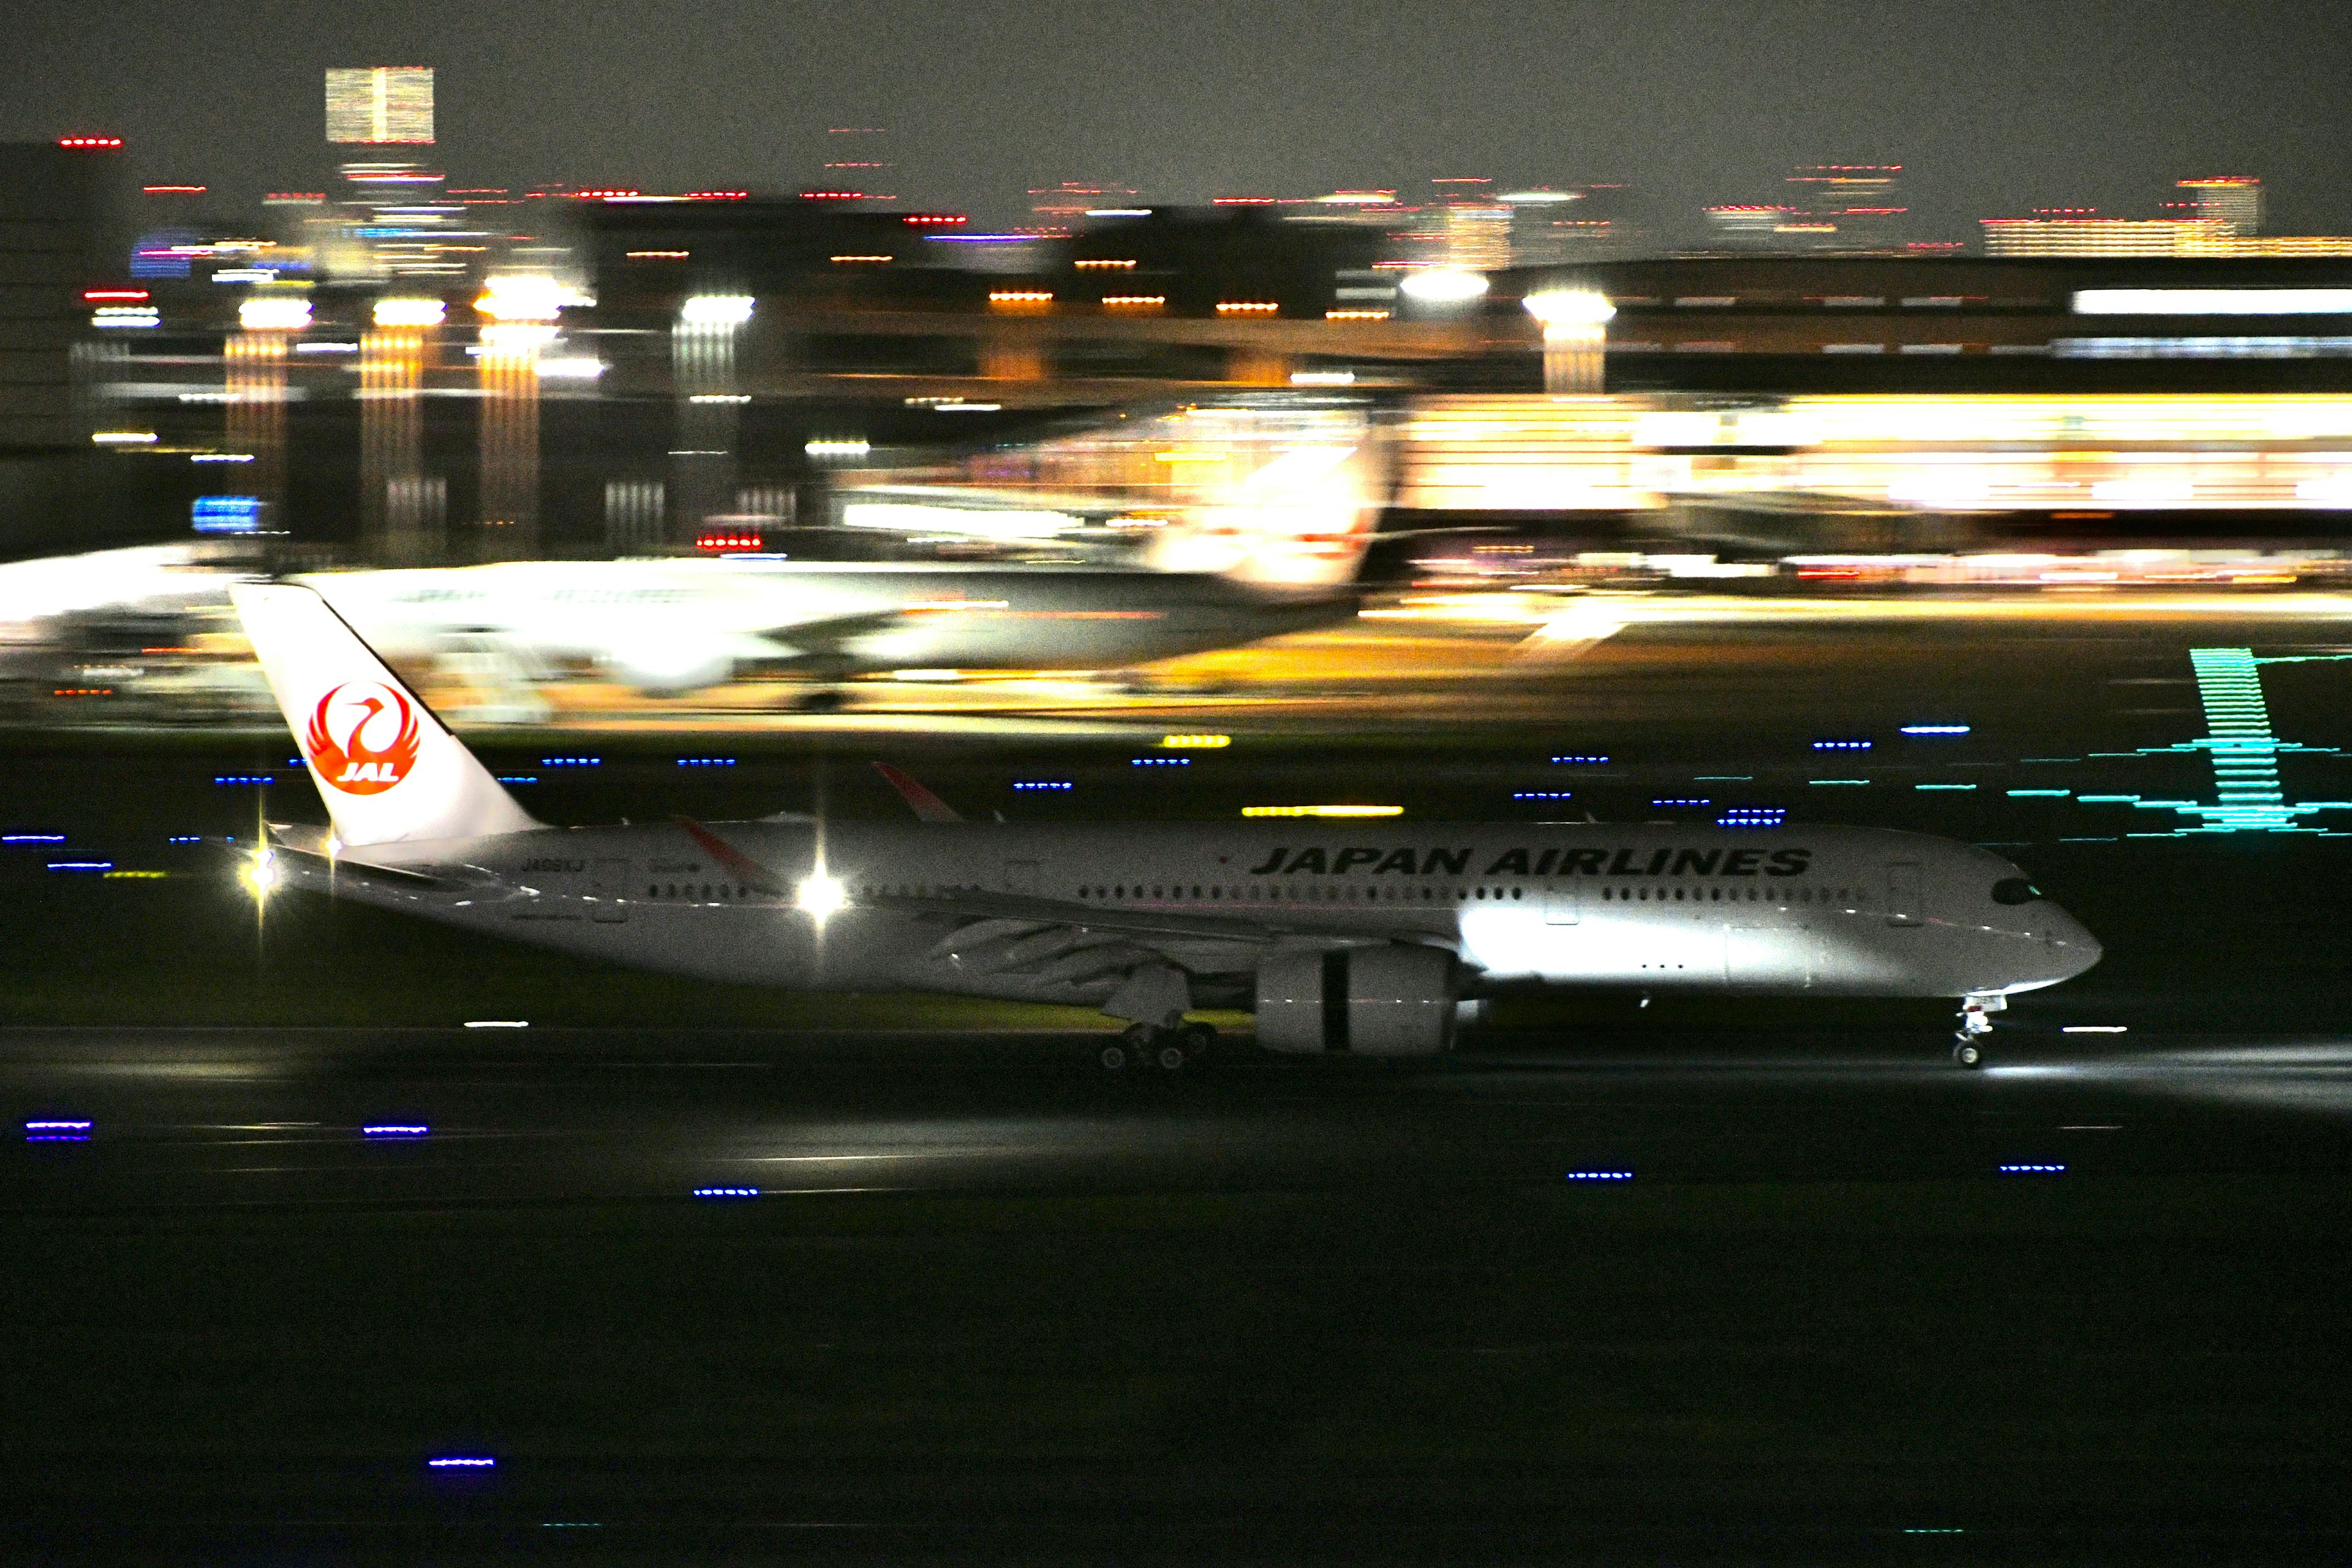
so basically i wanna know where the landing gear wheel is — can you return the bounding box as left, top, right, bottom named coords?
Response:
left=1098, top=1043, right=1132, bottom=1072
left=1155, top=1043, right=1189, bottom=1072
left=1952, top=1040, right=1985, bottom=1069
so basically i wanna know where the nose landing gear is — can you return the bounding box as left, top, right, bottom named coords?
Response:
left=1951, top=992, right=2005, bottom=1069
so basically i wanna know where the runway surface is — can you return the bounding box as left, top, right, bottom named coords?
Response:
left=5, top=593, right=2352, bottom=1559
left=6, top=1025, right=2352, bottom=1561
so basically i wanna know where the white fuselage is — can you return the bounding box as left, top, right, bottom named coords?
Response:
left=297, top=560, right=1352, bottom=695
left=271, top=820, right=2100, bottom=1010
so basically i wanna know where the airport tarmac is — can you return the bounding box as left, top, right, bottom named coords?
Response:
left=4, top=1025, right=2352, bottom=1559
left=4, top=594, right=2351, bottom=1559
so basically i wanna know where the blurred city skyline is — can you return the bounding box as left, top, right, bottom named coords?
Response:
left=9, top=0, right=2352, bottom=239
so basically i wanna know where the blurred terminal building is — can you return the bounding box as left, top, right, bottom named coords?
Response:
left=14, top=111, right=2352, bottom=570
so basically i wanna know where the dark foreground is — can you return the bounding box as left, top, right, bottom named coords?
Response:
left=4, top=1025, right=2351, bottom=1564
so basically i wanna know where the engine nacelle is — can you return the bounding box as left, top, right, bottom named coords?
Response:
left=1254, top=943, right=1458, bottom=1057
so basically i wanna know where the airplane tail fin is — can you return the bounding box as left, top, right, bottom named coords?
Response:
left=230, top=583, right=541, bottom=849
left=873, top=761, right=962, bottom=823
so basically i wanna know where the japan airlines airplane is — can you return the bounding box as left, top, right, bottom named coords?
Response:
left=232, top=584, right=2101, bottom=1070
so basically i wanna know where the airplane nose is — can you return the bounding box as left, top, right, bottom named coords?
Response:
left=2052, top=911, right=2103, bottom=978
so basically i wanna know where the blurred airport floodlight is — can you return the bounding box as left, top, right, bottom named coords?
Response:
left=475, top=274, right=587, bottom=323
left=1523, top=288, right=1613, bottom=394
left=1523, top=288, right=1617, bottom=326
left=1398, top=269, right=1489, bottom=304
left=372, top=296, right=445, bottom=328
left=238, top=296, right=312, bottom=331
left=680, top=294, right=755, bottom=326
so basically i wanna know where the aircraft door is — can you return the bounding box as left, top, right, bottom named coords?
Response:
left=1886, top=862, right=1922, bottom=927
left=1542, top=879, right=1579, bottom=925
left=589, top=858, right=630, bottom=922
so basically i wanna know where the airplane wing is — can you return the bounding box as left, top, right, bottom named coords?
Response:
left=861, top=886, right=1459, bottom=953
left=752, top=608, right=913, bottom=662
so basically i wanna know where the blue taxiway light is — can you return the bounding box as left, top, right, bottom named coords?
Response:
left=1131, top=756, right=1190, bottom=767
left=213, top=775, right=273, bottom=786
left=47, top=861, right=111, bottom=872
left=362, top=1125, right=430, bottom=1138
left=541, top=756, right=601, bottom=767
left=1566, top=1170, right=1633, bottom=1182
left=496, top=777, right=539, bottom=785
left=3, top=834, right=65, bottom=843
left=1997, top=1163, right=2066, bottom=1175
left=677, top=757, right=736, bottom=766
left=167, top=835, right=202, bottom=843
left=1652, top=797, right=1709, bottom=807
left=1902, top=725, right=1972, bottom=736
left=426, top=1456, right=496, bottom=1469
left=1550, top=755, right=1608, bottom=764
left=1812, top=739, right=1872, bottom=751
left=693, top=1186, right=761, bottom=1199
left=26, top=1119, right=91, bottom=1142
left=1916, top=783, right=1978, bottom=791
left=1012, top=781, right=1074, bottom=791
left=1513, top=791, right=1574, bottom=800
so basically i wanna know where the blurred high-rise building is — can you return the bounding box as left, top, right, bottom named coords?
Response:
left=1783, top=165, right=1905, bottom=252
left=1030, top=182, right=1140, bottom=235
left=325, top=68, right=435, bottom=145
left=1703, top=205, right=1796, bottom=252
left=819, top=127, right=895, bottom=200
left=2, top=138, right=122, bottom=452
left=1429, top=178, right=1510, bottom=270
left=2179, top=177, right=2262, bottom=236
left=1498, top=190, right=1581, bottom=268
left=1983, top=190, right=2350, bottom=256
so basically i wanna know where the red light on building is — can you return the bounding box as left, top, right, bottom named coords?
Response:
left=83, top=288, right=149, bottom=302
left=800, top=189, right=862, bottom=200
left=57, top=136, right=123, bottom=149
left=903, top=213, right=967, bottom=225
left=141, top=185, right=206, bottom=195
left=696, top=531, right=763, bottom=552
left=685, top=190, right=748, bottom=200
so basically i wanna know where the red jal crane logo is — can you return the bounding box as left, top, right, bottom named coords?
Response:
left=304, top=682, right=421, bottom=796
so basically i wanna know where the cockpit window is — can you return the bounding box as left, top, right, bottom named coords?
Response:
left=1991, top=877, right=2042, bottom=906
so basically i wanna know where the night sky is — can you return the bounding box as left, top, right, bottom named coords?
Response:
left=7, top=0, right=2352, bottom=237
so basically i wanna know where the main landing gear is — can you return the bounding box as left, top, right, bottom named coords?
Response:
left=1098, top=1022, right=1218, bottom=1076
